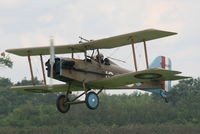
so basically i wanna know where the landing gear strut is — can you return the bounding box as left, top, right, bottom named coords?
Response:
left=56, top=89, right=102, bottom=113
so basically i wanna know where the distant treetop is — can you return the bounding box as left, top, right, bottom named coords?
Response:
left=0, top=52, right=13, bottom=68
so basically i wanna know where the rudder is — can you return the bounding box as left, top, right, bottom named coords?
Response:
left=150, top=56, right=172, bottom=92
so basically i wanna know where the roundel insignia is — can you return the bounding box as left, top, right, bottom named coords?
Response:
left=135, top=73, right=161, bottom=79
left=24, top=88, right=51, bottom=93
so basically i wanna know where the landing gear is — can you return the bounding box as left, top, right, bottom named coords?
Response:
left=55, top=82, right=102, bottom=113
left=56, top=95, right=70, bottom=113
left=56, top=90, right=102, bottom=113
left=85, top=92, right=99, bottom=110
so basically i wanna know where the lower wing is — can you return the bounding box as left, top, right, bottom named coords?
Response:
left=10, top=68, right=190, bottom=93
left=10, top=84, right=82, bottom=93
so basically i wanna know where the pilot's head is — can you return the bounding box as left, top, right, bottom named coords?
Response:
left=96, top=53, right=104, bottom=61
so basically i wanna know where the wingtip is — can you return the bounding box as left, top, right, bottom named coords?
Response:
left=146, top=28, right=178, bottom=35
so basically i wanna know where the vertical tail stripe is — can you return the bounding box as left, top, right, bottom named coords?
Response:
left=165, top=58, right=170, bottom=70
left=161, top=56, right=166, bottom=90
left=161, top=56, right=166, bottom=69
left=166, top=58, right=171, bottom=92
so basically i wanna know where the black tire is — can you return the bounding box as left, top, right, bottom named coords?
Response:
left=85, top=92, right=99, bottom=110
left=56, top=95, right=70, bottom=113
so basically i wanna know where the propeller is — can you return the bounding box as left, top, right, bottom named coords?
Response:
left=49, top=36, right=55, bottom=89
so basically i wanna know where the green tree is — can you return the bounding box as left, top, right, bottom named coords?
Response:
left=0, top=52, right=13, bottom=68
left=0, top=77, right=12, bottom=87
left=15, top=77, right=42, bottom=86
left=0, top=77, right=200, bottom=134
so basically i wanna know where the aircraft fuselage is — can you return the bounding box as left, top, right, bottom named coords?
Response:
left=45, top=57, right=130, bottom=84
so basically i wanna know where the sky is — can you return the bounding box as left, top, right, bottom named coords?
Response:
left=0, top=0, right=199, bottom=87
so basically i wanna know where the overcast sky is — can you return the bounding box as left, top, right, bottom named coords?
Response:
left=0, top=0, right=199, bottom=85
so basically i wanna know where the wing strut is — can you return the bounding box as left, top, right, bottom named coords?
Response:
left=27, top=53, right=47, bottom=86
left=131, top=41, right=138, bottom=71
left=131, top=40, right=149, bottom=71
left=143, top=40, right=149, bottom=69
left=27, top=53, right=35, bottom=85
left=40, top=55, right=47, bottom=85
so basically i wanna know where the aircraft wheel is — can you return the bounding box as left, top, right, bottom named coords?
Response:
left=56, top=95, right=70, bottom=113
left=85, top=92, right=99, bottom=110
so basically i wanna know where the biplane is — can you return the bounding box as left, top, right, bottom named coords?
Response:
left=6, top=29, right=190, bottom=113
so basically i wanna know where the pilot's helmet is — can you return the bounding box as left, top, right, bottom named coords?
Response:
left=96, top=53, right=104, bottom=60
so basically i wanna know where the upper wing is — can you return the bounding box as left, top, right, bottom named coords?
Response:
left=10, top=84, right=83, bottom=93
left=6, top=29, right=177, bottom=56
left=88, top=68, right=190, bottom=89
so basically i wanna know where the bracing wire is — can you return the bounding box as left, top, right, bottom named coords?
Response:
left=108, top=47, right=120, bottom=57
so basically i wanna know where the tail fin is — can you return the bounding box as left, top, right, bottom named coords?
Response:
left=150, top=56, right=172, bottom=92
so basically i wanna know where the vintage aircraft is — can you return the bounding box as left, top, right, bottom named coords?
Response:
left=6, top=29, right=190, bottom=113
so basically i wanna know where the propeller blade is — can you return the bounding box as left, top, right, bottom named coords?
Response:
left=49, top=37, right=55, bottom=89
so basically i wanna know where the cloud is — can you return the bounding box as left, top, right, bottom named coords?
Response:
left=0, top=0, right=26, bottom=8
left=38, top=15, right=54, bottom=23
left=19, top=32, right=49, bottom=47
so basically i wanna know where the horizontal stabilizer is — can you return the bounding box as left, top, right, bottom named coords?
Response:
left=89, top=68, right=190, bottom=89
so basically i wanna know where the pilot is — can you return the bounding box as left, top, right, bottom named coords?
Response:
left=96, top=53, right=104, bottom=63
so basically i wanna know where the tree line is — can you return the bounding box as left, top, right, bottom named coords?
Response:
left=0, top=77, right=200, bottom=134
